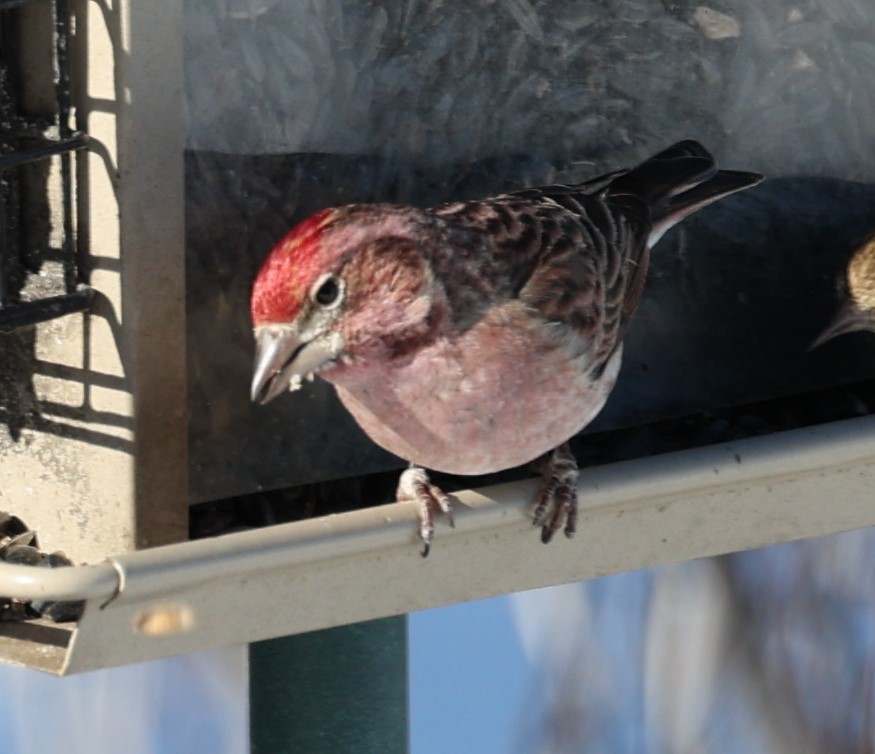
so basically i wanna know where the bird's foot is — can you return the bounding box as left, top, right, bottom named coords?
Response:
left=396, top=466, right=455, bottom=557
left=531, top=443, right=579, bottom=543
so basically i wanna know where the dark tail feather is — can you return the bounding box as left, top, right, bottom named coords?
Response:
left=654, top=169, right=763, bottom=238
left=607, top=140, right=717, bottom=206
left=607, top=140, right=763, bottom=244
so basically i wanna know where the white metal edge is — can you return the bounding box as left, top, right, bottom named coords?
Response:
left=47, top=413, right=875, bottom=673
left=0, top=562, right=118, bottom=602
left=7, top=411, right=871, bottom=603
left=3, top=409, right=870, bottom=603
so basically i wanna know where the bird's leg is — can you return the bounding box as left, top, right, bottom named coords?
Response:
left=531, top=442, right=579, bottom=543
left=396, top=466, right=455, bottom=557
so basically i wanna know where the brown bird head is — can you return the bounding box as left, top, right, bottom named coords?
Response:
left=249, top=205, right=443, bottom=404
left=811, top=235, right=875, bottom=349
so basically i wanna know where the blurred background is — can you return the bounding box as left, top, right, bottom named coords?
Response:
left=413, top=527, right=875, bottom=753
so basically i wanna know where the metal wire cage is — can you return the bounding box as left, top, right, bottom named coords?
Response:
left=0, top=0, right=90, bottom=332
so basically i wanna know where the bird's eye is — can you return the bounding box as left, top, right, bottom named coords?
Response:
left=312, top=274, right=343, bottom=308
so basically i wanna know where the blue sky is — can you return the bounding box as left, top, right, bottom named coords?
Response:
left=410, top=595, right=530, bottom=754
left=0, top=646, right=248, bottom=754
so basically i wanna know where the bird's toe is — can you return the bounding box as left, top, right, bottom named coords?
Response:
left=396, top=466, right=456, bottom=557
left=531, top=443, right=579, bottom=544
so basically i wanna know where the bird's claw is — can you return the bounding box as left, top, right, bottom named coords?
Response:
left=531, top=443, right=579, bottom=543
left=396, top=467, right=455, bottom=557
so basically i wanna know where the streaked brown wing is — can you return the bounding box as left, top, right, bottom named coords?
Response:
left=433, top=189, right=651, bottom=377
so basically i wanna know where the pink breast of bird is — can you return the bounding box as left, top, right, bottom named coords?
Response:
left=323, top=303, right=622, bottom=475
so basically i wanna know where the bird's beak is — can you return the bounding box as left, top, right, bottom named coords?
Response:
left=809, top=301, right=870, bottom=351
left=250, top=326, right=341, bottom=404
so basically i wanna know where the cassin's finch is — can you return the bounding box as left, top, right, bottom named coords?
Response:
left=250, top=141, right=762, bottom=554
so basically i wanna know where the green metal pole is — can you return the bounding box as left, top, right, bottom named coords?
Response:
left=249, top=615, right=408, bottom=754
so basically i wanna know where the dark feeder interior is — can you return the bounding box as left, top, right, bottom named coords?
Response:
left=184, top=1, right=875, bottom=534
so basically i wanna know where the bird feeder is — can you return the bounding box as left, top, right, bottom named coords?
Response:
left=2, top=0, right=875, bottom=675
